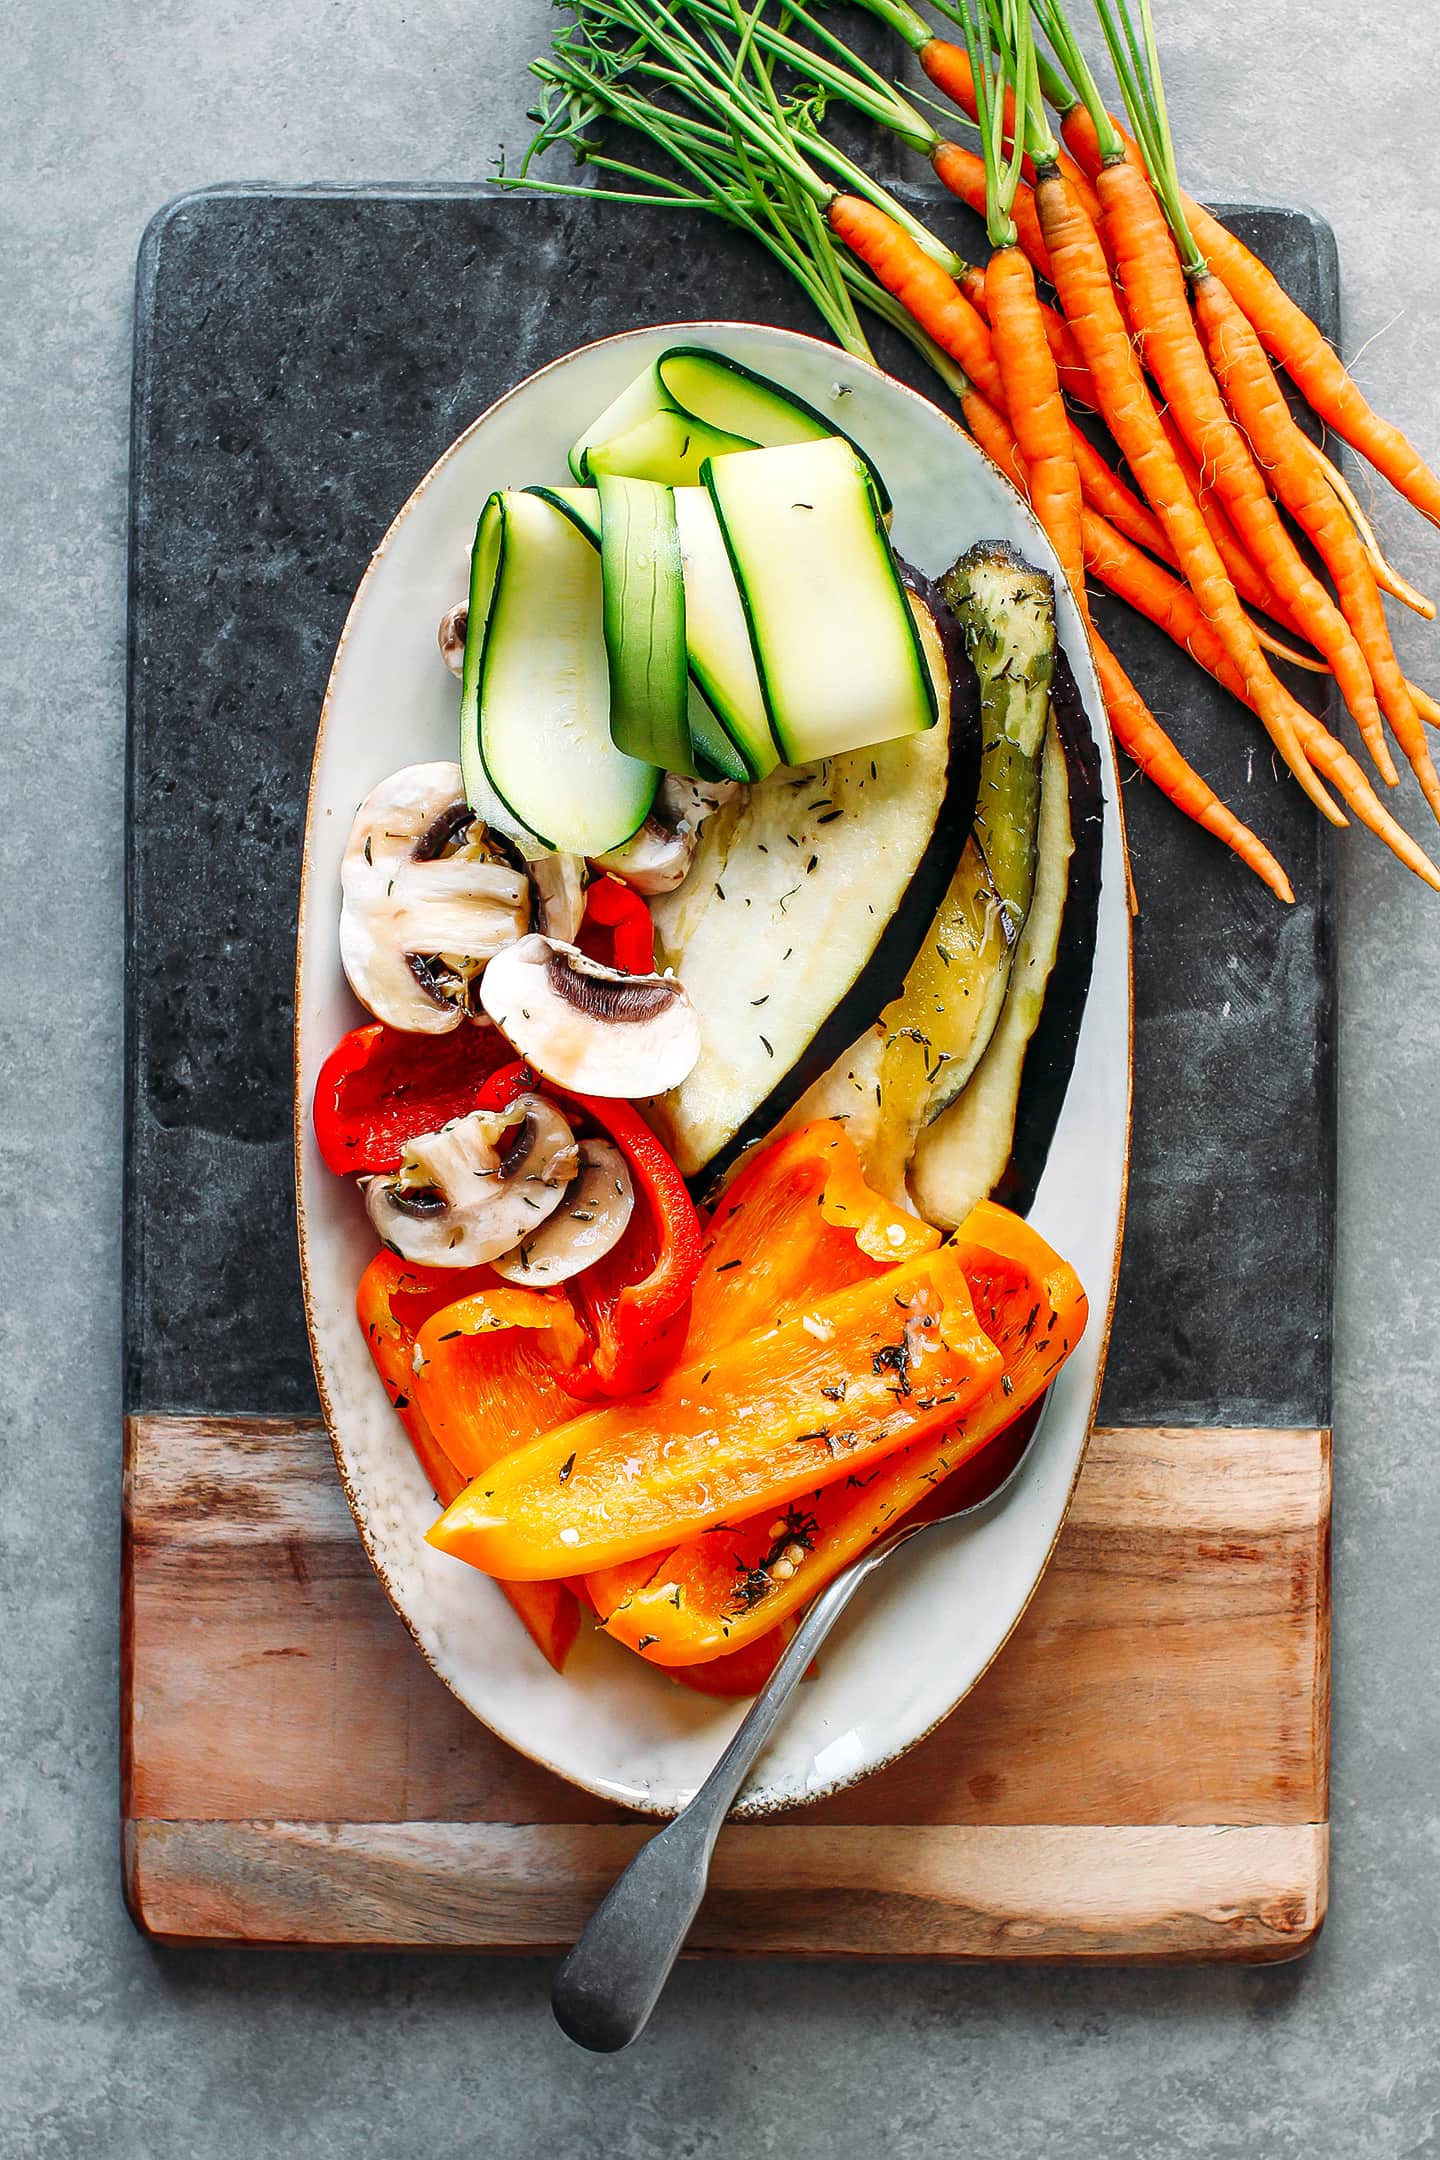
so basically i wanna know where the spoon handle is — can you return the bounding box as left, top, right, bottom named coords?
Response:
left=551, top=1530, right=909, bottom=2052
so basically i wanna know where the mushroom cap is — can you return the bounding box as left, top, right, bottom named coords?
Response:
left=339, top=762, right=530, bottom=1034
left=363, top=1093, right=578, bottom=1266
left=490, top=1137, right=635, bottom=1287
left=437, top=602, right=468, bottom=679
left=660, top=773, right=744, bottom=827
left=592, top=814, right=694, bottom=896
left=593, top=775, right=743, bottom=896
left=479, top=933, right=702, bottom=1098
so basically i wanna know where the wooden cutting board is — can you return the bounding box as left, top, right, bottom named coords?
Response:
left=123, top=183, right=1335, bottom=1959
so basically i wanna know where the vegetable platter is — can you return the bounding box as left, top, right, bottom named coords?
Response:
left=295, top=320, right=1130, bottom=1814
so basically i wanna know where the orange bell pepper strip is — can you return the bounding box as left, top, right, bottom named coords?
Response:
left=683, top=1120, right=939, bottom=1360
left=356, top=1255, right=584, bottom=1673
left=491, top=1570, right=581, bottom=1676
left=426, top=1242, right=1004, bottom=1581
left=591, top=1203, right=1088, bottom=1666
left=411, top=1286, right=587, bottom=1480
left=411, top=1285, right=588, bottom=1671
left=356, top=1252, right=490, bottom=1507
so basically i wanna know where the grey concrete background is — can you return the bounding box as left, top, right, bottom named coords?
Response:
left=4, top=0, right=1438, bottom=2152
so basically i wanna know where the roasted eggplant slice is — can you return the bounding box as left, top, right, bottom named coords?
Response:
left=912, top=648, right=1103, bottom=1224
left=992, top=647, right=1104, bottom=1216
left=909, top=715, right=1072, bottom=1226
left=792, top=544, right=1056, bottom=1199
left=929, top=541, right=1055, bottom=1112
left=647, top=593, right=980, bottom=1184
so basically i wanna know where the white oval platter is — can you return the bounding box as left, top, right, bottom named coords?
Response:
left=295, top=320, right=1131, bottom=1818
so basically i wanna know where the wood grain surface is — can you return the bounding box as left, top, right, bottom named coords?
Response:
left=122, top=1414, right=1330, bottom=1957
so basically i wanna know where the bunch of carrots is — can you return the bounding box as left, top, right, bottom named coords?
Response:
left=509, top=0, right=1440, bottom=900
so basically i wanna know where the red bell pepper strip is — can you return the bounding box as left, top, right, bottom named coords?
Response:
left=668, top=1621, right=799, bottom=1699
left=313, top=1022, right=510, bottom=1177
left=577, top=874, right=656, bottom=975
left=552, top=1090, right=703, bottom=1400
left=473, top=1059, right=535, bottom=1112
left=352, top=1041, right=699, bottom=1398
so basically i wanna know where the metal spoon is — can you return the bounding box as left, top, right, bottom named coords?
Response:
left=551, top=1416, right=1043, bottom=2052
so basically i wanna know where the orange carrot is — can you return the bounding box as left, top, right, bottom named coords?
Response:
left=1089, top=510, right=1440, bottom=888
left=985, top=242, right=1087, bottom=610
left=958, top=379, right=1029, bottom=489
left=1187, top=200, right=1440, bottom=533
left=931, top=140, right=1054, bottom=280
left=1057, top=98, right=1117, bottom=177
left=1192, top=268, right=1440, bottom=825
left=1035, top=300, right=1097, bottom=408
left=1313, top=450, right=1435, bottom=619
left=1153, top=420, right=1359, bottom=680
left=945, top=295, right=1170, bottom=557
left=825, top=196, right=1138, bottom=558
left=964, top=372, right=1316, bottom=694
left=1067, top=428, right=1169, bottom=558
left=825, top=193, right=1007, bottom=406
left=1156, top=408, right=1284, bottom=615
left=1096, top=154, right=1397, bottom=786
left=1032, top=165, right=1344, bottom=829
left=1091, top=634, right=1293, bottom=903
left=1058, top=104, right=1440, bottom=530
left=919, top=36, right=1102, bottom=219
left=1082, top=504, right=1240, bottom=664
left=1289, top=714, right=1440, bottom=887
left=1082, top=506, right=1326, bottom=681
left=960, top=251, right=1097, bottom=408
left=1410, top=680, right=1440, bottom=732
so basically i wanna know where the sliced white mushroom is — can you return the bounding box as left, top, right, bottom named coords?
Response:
left=490, top=1138, right=635, bottom=1286
left=592, top=815, right=693, bottom=896
left=480, top=933, right=701, bottom=1096
left=363, top=1094, right=578, bottom=1267
left=438, top=601, right=468, bottom=678
left=661, top=773, right=744, bottom=827
left=593, top=774, right=744, bottom=895
left=339, top=762, right=530, bottom=1033
left=528, top=851, right=587, bottom=944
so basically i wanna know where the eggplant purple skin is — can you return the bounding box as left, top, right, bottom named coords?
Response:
left=897, top=556, right=972, bottom=738
left=691, top=571, right=982, bottom=1196
left=992, top=645, right=1104, bottom=1219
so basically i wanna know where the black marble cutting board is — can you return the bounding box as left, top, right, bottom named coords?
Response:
left=124, top=185, right=1336, bottom=1432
